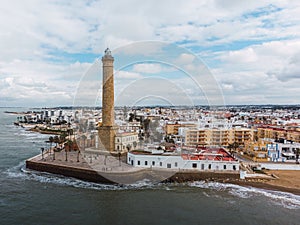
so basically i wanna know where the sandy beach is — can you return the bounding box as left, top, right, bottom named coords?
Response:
left=263, top=170, right=300, bottom=194
left=227, top=170, right=300, bottom=195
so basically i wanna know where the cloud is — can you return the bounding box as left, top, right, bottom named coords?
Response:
left=1, top=0, right=300, bottom=106
left=115, top=77, right=195, bottom=106
left=271, top=52, right=300, bottom=81
left=225, top=48, right=258, bottom=63
left=132, top=63, right=162, bottom=74
left=217, top=40, right=300, bottom=82
left=175, top=54, right=196, bottom=65
left=0, top=76, right=74, bottom=107
left=115, top=70, right=142, bottom=79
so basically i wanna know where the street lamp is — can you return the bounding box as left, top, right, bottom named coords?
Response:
left=65, top=149, right=68, bottom=161
left=77, top=150, right=80, bottom=162
left=41, top=147, right=44, bottom=160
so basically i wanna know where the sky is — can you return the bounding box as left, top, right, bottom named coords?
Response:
left=0, top=0, right=300, bottom=107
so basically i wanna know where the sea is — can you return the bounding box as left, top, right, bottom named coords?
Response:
left=0, top=108, right=299, bottom=225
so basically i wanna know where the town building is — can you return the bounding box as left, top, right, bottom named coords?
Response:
left=127, top=147, right=239, bottom=171
left=267, top=141, right=300, bottom=162
left=115, top=132, right=139, bottom=152
left=185, top=127, right=253, bottom=147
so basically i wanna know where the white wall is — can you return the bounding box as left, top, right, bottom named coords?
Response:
left=127, top=153, right=239, bottom=171
left=259, top=163, right=300, bottom=170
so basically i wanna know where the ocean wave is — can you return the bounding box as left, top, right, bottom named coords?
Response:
left=4, top=162, right=168, bottom=191
left=8, top=162, right=299, bottom=209
left=25, top=169, right=160, bottom=190
left=189, top=181, right=300, bottom=209
left=3, top=161, right=28, bottom=178
left=4, top=124, right=19, bottom=129
left=17, top=132, right=50, bottom=139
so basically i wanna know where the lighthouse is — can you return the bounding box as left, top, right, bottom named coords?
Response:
left=98, top=48, right=118, bottom=152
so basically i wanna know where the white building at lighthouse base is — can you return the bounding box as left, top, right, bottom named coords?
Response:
left=127, top=147, right=239, bottom=172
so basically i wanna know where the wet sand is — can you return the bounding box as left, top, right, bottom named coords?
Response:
left=227, top=170, right=300, bottom=195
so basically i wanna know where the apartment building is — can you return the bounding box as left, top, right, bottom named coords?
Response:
left=185, top=127, right=252, bottom=147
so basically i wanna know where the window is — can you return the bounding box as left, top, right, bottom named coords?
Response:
left=160, top=162, right=162, bottom=167
left=192, top=163, right=197, bottom=168
left=137, top=160, right=140, bottom=165
left=145, top=161, right=148, bottom=166
left=208, top=164, right=211, bottom=169
left=175, top=162, right=178, bottom=167
left=167, top=163, right=171, bottom=168
left=131, top=160, right=133, bottom=165
left=201, top=164, right=204, bottom=170
left=233, top=165, right=236, bottom=171
left=152, top=161, right=155, bottom=166
left=223, top=165, right=226, bottom=170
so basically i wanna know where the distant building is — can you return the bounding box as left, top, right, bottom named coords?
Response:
left=257, top=126, right=300, bottom=143
left=267, top=141, right=300, bottom=162
left=115, top=132, right=139, bottom=152
left=244, top=141, right=268, bottom=162
left=185, top=127, right=253, bottom=147
left=165, top=123, right=196, bottom=135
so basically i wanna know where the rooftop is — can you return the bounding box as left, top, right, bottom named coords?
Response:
left=130, top=147, right=237, bottom=162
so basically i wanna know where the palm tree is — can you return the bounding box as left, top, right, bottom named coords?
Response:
left=53, top=135, right=59, bottom=147
left=228, top=143, right=234, bottom=154
left=133, top=141, right=137, bottom=149
left=67, top=128, right=73, bottom=141
left=59, top=132, right=67, bottom=144
left=126, top=144, right=131, bottom=152
left=82, top=135, right=87, bottom=151
left=49, top=136, right=54, bottom=149
left=64, top=140, right=73, bottom=161
left=232, top=142, right=239, bottom=153
left=90, top=134, right=95, bottom=147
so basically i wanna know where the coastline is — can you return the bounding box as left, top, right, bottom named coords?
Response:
left=224, top=178, right=300, bottom=196
left=25, top=152, right=300, bottom=195
left=223, top=170, right=300, bottom=195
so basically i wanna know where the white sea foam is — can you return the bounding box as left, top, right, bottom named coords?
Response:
left=3, top=161, right=28, bottom=178
left=189, top=181, right=300, bottom=209
left=5, top=162, right=162, bottom=191
left=18, top=132, right=50, bottom=139
left=203, top=191, right=210, bottom=197
left=7, top=162, right=299, bottom=209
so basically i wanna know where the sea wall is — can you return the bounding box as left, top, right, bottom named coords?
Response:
left=166, top=171, right=239, bottom=183
left=26, top=160, right=115, bottom=184
left=26, top=159, right=240, bottom=185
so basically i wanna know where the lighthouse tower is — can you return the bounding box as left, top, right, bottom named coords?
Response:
left=98, top=48, right=118, bottom=152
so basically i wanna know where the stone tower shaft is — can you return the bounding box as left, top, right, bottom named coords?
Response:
left=98, top=48, right=118, bottom=152
left=101, top=49, right=114, bottom=127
